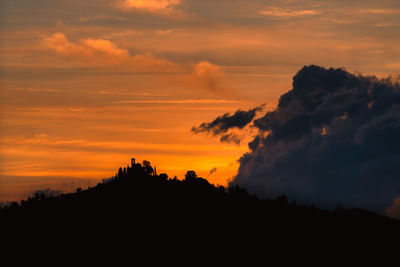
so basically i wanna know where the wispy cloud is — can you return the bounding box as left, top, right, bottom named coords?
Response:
left=0, top=135, right=247, bottom=155
left=208, top=167, right=217, bottom=177
left=117, top=0, right=182, bottom=15
left=260, top=7, right=321, bottom=18
left=98, top=90, right=168, bottom=96
left=358, top=8, right=400, bottom=14
left=42, top=32, right=176, bottom=68
left=114, top=99, right=242, bottom=104
left=43, top=33, right=129, bottom=64
left=16, top=87, right=63, bottom=93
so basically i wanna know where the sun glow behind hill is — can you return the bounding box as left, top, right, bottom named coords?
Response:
left=0, top=99, right=265, bottom=202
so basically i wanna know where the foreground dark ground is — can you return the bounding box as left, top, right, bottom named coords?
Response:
left=2, top=160, right=400, bottom=243
left=0, top=161, right=400, bottom=266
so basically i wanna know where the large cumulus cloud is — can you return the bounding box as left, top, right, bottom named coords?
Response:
left=231, top=65, right=400, bottom=215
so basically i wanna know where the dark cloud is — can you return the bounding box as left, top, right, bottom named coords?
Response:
left=231, top=65, right=400, bottom=215
left=191, top=105, right=264, bottom=136
left=208, top=167, right=217, bottom=176
left=220, top=132, right=242, bottom=145
left=385, top=196, right=400, bottom=219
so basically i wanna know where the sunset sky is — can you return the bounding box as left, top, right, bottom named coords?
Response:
left=1, top=0, right=400, bottom=202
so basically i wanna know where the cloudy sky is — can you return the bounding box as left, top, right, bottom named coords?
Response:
left=1, top=0, right=399, bottom=202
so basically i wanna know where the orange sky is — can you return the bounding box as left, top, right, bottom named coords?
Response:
left=1, top=0, right=399, bottom=202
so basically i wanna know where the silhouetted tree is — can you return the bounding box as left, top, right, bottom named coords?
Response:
left=159, top=173, right=168, bottom=181
left=142, top=160, right=154, bottom=175
left=184, top=170, right=197, bottom=182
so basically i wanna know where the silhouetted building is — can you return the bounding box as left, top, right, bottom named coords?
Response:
left=127, top=156, right=145, bottom=176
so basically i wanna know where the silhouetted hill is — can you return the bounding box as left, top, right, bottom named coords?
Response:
left=2, top=158, right=400, bottom=242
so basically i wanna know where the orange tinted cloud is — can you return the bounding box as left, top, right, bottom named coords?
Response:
left=115, top=99, right=242, bottom=104
left=192, top=61, right=227, bottom=94
left=43, top=33, right=129, bottom=64
left=358, top=8, right=400, bottom=14
left=41, top=34, right=234, bottom=95
left=42, top=33, right=176, bottom=68
left=118, top=0, right=181, bottom=14
left=260, top=7, right=320, bottom=18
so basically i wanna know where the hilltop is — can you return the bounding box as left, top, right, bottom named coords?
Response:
left=1, top=158, right=400, bottom=238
